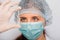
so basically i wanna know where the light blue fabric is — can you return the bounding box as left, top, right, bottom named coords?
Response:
left=19, top=22, right=44, bottom=40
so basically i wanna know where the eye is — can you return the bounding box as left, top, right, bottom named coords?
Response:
left=32, top=16, right=39, bottom=22
left=20, top=17, right=27, bottom=22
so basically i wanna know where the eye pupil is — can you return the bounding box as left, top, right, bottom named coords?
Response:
left=33, top=17, right=39, bottom=22
left=20, top=17, right=27, bottom=22
left=21, top=19, right=26, bottom=22
left=34, top=18, right=38, bottom=21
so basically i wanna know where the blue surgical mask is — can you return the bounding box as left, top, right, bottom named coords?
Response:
left=19, top=22, right=44, bottom=40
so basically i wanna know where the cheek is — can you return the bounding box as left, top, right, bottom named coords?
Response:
left=39, top=17, right=45, bottom=22
left=39, top=18, right=46, bottom=25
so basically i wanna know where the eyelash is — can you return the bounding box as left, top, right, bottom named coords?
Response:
left=20, top=18, right=26, bottom=21
left=32, top=17, right=39, bottom=21
left=20, top=17, right=39, bottom=22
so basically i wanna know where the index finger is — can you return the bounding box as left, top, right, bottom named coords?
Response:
left=1, top=0, right=10, bottom=7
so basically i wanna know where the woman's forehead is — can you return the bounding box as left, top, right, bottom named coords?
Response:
left=20, top=13, right=40, bottom=16
left=19, top=13, right=43, bottom=18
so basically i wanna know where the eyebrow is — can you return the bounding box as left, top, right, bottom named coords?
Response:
left=32, top=16, right=38, bottom=18
left=20, top=17, right=27, bottom=19
left=32, top=15, right=41, bottom=18
left=32, top=16, right=39, bottom=19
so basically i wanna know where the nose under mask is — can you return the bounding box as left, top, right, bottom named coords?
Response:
left=19, top=22, right=44, bottom=40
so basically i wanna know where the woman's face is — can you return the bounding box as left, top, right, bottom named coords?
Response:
left=19, top=12, right=45, bottom=25
left=19, top=12, right=46, bottom=40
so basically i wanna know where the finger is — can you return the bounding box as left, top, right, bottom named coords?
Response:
left=8, top=6, right=21, bottom=19
left=0, top=23, right=20, bottom=32
left=1, top=0, right=10, bottom=7
left=0, top=3, right=1, bottom=5
left=9, top=6, right=21, bottom=12
left=9, top=23, right=20, bottom=28
left=12, top=24, right=20, bottom=28
left=4, top=2, right=19, bottom=11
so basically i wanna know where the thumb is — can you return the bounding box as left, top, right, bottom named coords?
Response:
left=0, top=23, right=21, bottom=32
left=12, top=24, right=21, bottom=28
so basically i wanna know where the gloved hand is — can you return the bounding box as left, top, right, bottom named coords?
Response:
left=0, top=0, right=21, bottom=32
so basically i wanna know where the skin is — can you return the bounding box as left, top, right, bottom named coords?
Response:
left=19, top=12, right=46, bottom=40
left=20, top=13, right=45, bottom=23
left=0, top=0, right=21, bottom=32
left=0, top=0, right=46, bottom=39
